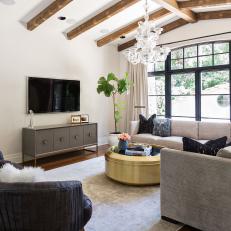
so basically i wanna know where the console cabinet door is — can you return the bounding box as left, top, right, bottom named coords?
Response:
left=84, top=124, right=97, bottom=145
left=70, top=126, right=84, bottom=148
left=36, top=130, right=53, bottom=154
left=54, top=128, right=69, bottom=151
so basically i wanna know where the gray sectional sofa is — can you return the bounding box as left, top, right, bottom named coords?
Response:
left=130, top=119, right=231, bottom=149
left=161, top=148, right=231, bottom=231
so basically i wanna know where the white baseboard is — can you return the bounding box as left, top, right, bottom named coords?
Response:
left=4, top=152, right=22, bottom=163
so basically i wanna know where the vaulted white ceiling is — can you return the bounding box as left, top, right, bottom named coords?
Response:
left=1, top=0, right=231, bottom=48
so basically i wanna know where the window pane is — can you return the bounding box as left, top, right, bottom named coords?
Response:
left=214, top=42, right=229, bottom=54
left=148, top=75, right=165, bottom=95
left=172, top=73, right=195, bottom=95
left=199, top=55, right=213, bottom=67
left=155, top=61, right=165, bottom=71
left=172, top=96, right=195, bottom=117
left=147, top=63, right=154, bottom=72
left=201, top=70, right=229, bottom=95
left=199, top=44, right=212, bottom=55
left=171, top=59, right=183, bottom=70
left=214, top=53, right=229, bottom=65
left=148, top=96, right=165, bottom=116
left=184, top=46, right=197, bottom=58
left=171, top=49, right=183, bottom=59
left=184, top=57, right=197, bottom=68
left=201, top=95, right=230, bottom=119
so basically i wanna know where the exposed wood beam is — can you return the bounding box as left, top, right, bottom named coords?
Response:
left=154, top=0, right=196, bottom=22
left=198, top=10, right=231, bottom=20
left=67, top=0, right=139, bottom=40
left=178, top=0, right=231, bottom=9
left=27, top=0, right=73, bottom=31
left=97, top=8, right=170, bottom=47
left=118, top=18, right=188, bottom=51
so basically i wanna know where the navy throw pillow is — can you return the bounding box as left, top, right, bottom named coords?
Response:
left=138, top=114, right=156, bottom=134
left=183, top=136, right=227, bottom=156
left=0, top=151, right=3, bottom=160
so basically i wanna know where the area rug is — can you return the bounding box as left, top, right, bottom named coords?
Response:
left=46, top=156, right=183, bottom=231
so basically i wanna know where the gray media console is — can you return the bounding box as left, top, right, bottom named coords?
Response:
left=22, top=123, right=98, bottom=166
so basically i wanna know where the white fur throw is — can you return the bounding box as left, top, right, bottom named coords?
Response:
left=0, top=164, right=45, bottom=183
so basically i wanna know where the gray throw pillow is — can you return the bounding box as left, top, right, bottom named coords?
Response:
left=153, top=118, right=171, bottom=137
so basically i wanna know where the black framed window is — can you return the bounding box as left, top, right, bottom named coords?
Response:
left=148, top=41, right=231, bottom=121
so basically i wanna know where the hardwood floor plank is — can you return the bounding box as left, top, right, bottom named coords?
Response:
left=24, top=145, right=109, bottom=171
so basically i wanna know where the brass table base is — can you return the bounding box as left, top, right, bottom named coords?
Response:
left=105, top=150, right=160, bottom=186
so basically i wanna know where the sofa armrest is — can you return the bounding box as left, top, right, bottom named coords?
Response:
left=161, top=148, right=231, bottom=231
left=130, top=121, right=139, bottom=136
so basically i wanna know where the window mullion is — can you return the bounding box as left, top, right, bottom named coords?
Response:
left=195, top=71, right=201, bottom=121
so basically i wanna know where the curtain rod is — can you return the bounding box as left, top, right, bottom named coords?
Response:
left=159, top=31, right=231, bottom=47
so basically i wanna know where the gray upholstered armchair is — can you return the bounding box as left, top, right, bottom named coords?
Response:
left=0, top=153, right=92, bottom=231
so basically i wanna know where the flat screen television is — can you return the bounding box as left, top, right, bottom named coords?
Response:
left=28, top=77, right=80, bottom=113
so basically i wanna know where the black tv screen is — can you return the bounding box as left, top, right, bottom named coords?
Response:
left=28, top=77, right=80, bottom=113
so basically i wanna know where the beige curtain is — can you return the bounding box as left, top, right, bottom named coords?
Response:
left=126, top=62, right=148, bottom=131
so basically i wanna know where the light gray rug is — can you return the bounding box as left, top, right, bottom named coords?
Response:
left=46, top=156, right=182, bottom=231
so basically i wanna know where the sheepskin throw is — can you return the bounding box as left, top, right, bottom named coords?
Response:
left=0, top=164, right=45, bottom=183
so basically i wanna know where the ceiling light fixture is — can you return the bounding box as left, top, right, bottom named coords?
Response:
left=58, top=16, right=66, bottom=21
left=123, top=0, right=170, bottom=65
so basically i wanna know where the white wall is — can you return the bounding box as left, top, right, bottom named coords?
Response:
left=0, top=6, right=120, bottom=162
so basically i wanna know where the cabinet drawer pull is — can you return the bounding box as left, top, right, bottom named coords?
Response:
left=59, top=137, right=64, bottom=142
left=74, top=135, right=78, bottom=140
left=88, top=132, right=91, bottom=137
left=42, top=140, right=48, bottom=145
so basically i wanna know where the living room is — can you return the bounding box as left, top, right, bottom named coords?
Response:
left=1, top=0, right=231, bottom=231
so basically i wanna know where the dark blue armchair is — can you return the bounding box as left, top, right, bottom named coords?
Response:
left=0, top=152, right=92, bottom=231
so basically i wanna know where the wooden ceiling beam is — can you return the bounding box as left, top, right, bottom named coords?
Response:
left=197, top=10, right=231, bottom=20
left=66, top=0, right=139, bottom=40
left=178, top=0, right=231, bottom=9
left=154, top=0, right=197, bottom=22
left=118, top=18, right=188, bottom=51
left=97, top=8, right=170, bottom=47
left=27, top=0, right=73, bottom=31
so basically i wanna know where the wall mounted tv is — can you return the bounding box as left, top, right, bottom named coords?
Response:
left=28, top=77, right=80, bottom=113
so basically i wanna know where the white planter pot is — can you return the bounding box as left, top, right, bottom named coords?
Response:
left=108, top=133, right=121, bottom=146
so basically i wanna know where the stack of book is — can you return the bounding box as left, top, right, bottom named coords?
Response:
left=125, top=145, right=152, bottom=156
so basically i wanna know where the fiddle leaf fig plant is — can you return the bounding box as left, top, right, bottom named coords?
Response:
left=97, top=72, right=130, bottom=133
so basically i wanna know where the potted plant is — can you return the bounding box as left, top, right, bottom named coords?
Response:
left=97, top=72, right=130, bottom=145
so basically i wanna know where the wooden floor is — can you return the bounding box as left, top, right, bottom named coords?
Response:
left=24, top=145, right=109, bottom=171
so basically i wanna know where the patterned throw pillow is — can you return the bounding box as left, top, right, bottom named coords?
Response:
left=138, top=114, right=156, bottom=134
left=183, top=136, right=227, bottom=156
left=153, top=118, right=171, bottom=137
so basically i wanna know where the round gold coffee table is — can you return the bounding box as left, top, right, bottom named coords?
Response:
left=105, top=147, right=161, bottom=186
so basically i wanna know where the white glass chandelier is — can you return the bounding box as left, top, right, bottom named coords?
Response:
left=123, top=0, right=170, bottom=65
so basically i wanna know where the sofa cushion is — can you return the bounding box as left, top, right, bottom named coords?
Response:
left=171, top=120, right=198, bottom=139
left=138, top=114, right=156, bottom=134
left=132, top=134, right=183, bottom=150
left=199, top=122, right=230, bottom=140
left=183, top=136, right=227, bottom=156
left=153, top=118, right=171, bottom=137
left=131, top=134, right=159, bottom=144
left=217, top=146, right=231, bottom=159
left=154, top=136, right=183, bottom=150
